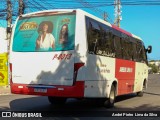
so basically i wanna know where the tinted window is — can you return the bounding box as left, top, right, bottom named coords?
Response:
left=121, top=36, right=133, bottom=60
left=86, top=16, right=147, bottom=63
left=86, top=17, right=115, bottom=57
left=136, top=41, right=147, bottom=63
left=114, top=36, right=123, bottom=59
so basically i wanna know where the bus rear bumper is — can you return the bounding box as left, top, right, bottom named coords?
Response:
left=10, top=81, right=84, bottom=98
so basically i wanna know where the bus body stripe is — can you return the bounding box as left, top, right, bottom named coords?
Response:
left=11, top=81, right=84, bottom=98
left=115, top=59, right=135, bottom=95
left=112, top=25, right=132, bottom=37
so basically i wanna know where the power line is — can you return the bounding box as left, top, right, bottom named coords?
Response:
left=1, top=0, right=160, bottom=27
left=75, top=0, right=114, bottom=23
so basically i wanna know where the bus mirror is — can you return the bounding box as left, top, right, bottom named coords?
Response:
left=146, top=45, right=152, bottom=53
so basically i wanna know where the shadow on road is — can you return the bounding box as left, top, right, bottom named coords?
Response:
left=7, top=94, right=137, bottom=111
left=8, top=96, right=107, bottom=111
left=115, top=93, right=137, bottom=102
left=144, top=92, right=160, bottom=96
left=0, top=94, right=159, bottom=117
left=5, top=93, right=159, bottom=110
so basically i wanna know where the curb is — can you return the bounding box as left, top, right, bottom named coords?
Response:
left=0, top=85, right=11, bottom=95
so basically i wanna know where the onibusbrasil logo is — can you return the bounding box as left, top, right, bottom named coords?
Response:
left=1, top=112, right=42, bottom=118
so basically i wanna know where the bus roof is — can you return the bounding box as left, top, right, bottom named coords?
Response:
left=19, top=9, right=142, bottom=41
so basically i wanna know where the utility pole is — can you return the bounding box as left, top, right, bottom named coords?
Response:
left=19, top=0, right=24, bottom=16
left=6, top=0, right=12, bottom=86
left=6, top=0, right=12, bottom=41
left=114, top=0, right=122, bottom=27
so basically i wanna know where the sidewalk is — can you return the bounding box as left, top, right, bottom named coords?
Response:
left=0, top=85, right=11, bottom=95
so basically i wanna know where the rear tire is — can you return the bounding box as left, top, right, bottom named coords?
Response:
left=137, top=91, right=143, bottom=97
left=137, top=81, right=146, bottom=97
left=104, top=85, right=116, bottom=108
left=48, top=97, right=67, bottom=106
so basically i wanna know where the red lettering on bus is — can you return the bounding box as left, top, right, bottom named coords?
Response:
left=52, top=54, right=58, bottom=60
left=52, top=54, right=72, bottom=60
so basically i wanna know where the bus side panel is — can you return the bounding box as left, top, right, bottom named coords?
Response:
left=115, top=59, right=135, bottom=95
left=134, top=62, right=148, bottom=92
left=75, top=11, right=117, bottom=98
left=11, top=51, right=74, bottom=84
left=74, top=9, right=87, bottom=66
left=84, top=80, right=113, bottom=98
left=83, top=55, right=116, bottom=97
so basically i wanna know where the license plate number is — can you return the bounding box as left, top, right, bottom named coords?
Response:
left=34, top=88, right=47, bottom=93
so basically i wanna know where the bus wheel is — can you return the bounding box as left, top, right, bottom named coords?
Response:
left=104, top=85, right=116, bottom=108
left=137, top=81, right=146, bottom=97
left=137, top=91, right=143, bottom=97
left=48, top=97, right=67, bottom=105
left=137, top=87, right=144, bottom=97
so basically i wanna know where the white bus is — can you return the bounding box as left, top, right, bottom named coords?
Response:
left=9, top=9, right=152, bottom=107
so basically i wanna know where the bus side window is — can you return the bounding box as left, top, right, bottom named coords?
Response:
left=136, top=42, right=141, bottom=62
left=136, top=41, right=147, bottom=63
left=109, top=32, right=115, bottom=57
left=96, top=25, right=115, bottom=57
left=129, top=41, right=134, bottom=61
left=121, top=39, right=128, bottom=60
left=132, top=42, right=137, bottom=61
left=141, top=46, right=147, bottom=64
left=141, top=43, right=147, bottom=62
left=105, top=30, right=115, bottom=57
left=95, top=22, right=115, bottom=57
left=115, top=36, right=123, bottom=59
left=95, top=23, right=106, bottom=55
left=122, top=39, right=134, bottom=60
left=86, top=19, right=100, bottom=54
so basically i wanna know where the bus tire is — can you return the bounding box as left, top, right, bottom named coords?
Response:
left=137, top=80, right=146, bottom=97
left=104, top=85, right=116, bottom=108
left=48, top=97, right=67, bottom=105
left=137, top=91, right=143, bottom=97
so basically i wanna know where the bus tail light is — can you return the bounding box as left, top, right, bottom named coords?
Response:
left=74, top=63, right=85, bottom=72
left=9, top=63, right=12, bottom=83
left=73, top=63, right=85, bottom=84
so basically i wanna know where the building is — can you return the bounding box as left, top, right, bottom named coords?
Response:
left=149, top=61, right=160, bottom=66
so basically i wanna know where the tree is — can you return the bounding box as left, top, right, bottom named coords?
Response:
left=148, top=64, right=159, bottom=73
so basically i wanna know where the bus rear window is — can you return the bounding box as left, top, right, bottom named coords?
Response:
left=12, top=13, right=76, bottom=52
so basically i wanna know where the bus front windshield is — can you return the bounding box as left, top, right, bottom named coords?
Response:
left=12, top=13, right=76, bottom=52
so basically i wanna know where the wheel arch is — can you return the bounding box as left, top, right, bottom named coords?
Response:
left=106, top=78, right=118, bottom=98
left=142, top=78, right=148, bottom=90
left=112, top=80, right=118, bottom=96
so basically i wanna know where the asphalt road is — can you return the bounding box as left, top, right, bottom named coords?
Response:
left=0, top=74, right=160, bottom=119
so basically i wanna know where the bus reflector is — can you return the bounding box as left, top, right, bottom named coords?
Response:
left=9, top=63, right=12, bottom=83
left=73, top=63, right=85, bottom=84
left=9, top=63, right=12, bottom=72
left=18, top=86, right=23, bottom=88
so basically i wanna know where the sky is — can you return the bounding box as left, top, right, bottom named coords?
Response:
left=0, top=0, right=160, bottom=60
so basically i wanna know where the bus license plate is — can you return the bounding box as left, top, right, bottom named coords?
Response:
left=34, top=88, right=47, bottom=93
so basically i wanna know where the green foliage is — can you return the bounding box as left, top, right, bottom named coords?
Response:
left=148, top=64, right=159, bottom=73
left=149, top=60, right=156, bottom=62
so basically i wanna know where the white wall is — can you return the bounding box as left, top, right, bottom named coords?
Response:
left=0, top=27, right=7, bottom=53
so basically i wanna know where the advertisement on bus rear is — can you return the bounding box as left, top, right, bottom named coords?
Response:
left=13, top=14, right=76, bottom=52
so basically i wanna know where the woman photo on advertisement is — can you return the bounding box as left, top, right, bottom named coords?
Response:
left=59, top=24, right=68, bottom=48
left=36, top=21, right=55, bottom=51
